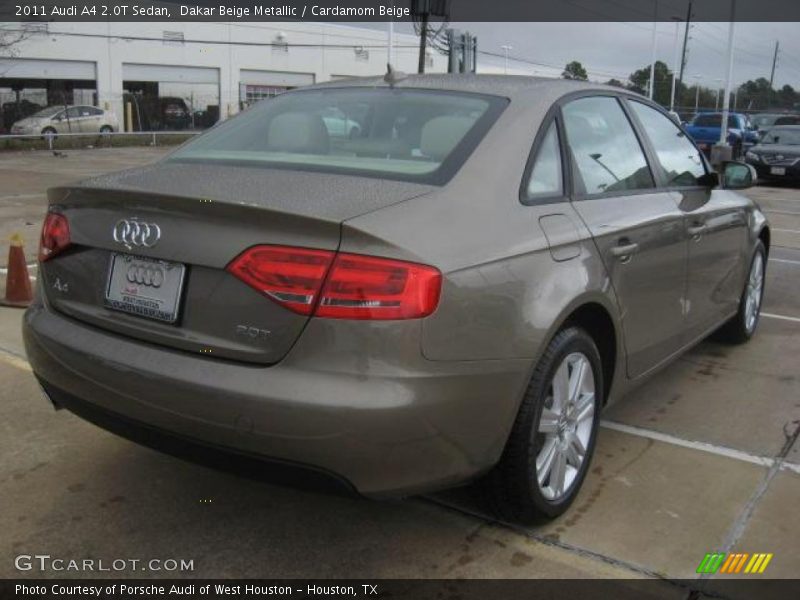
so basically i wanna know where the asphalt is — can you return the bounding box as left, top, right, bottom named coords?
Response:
left=0, top=147, right=798, bottom=591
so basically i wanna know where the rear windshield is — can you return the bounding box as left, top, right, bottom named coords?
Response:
left=761, top=127, right=800, bottom=145
left=168, top=87, right=508, bottom=184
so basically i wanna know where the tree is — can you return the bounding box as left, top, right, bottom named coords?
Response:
left=605, top=78, right=627, bottom=88
left=0, top=24, right=31, bottom=59
left=562, top=61, right=588, bottom=81
left=627, top=61, right=684, bottom=107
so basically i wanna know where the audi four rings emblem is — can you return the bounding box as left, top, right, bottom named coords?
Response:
left=127, top=264, right=165, bottom=288
left=113, top=218, right=161, bottom=249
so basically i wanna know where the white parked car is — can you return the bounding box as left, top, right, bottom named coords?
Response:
left=11, top=105, right=119, bottom=137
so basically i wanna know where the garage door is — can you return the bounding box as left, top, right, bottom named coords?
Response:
left=122, top=64, right=219, bottom=84
left=0, top=58, right=96, bottom=80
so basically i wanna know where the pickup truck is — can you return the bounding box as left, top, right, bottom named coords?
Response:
left=684, top=112, right=760, bottom=158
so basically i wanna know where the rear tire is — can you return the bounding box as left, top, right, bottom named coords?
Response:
left=99, top=125, right=113, bottom=135
left=41, top=127, right=57, bottom=141
left=484, top=326, right=603, bottom=524
left=717, top=241, right=766, bottom=344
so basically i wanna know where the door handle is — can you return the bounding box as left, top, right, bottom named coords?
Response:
left=610, top=242, right=640, bottom=259
left=687, top=223, right=708, bottom=237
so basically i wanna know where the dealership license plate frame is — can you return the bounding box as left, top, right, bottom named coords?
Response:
left=770, top=166, right=786, bottom=176
left=104, top=253, right=186, bottom=323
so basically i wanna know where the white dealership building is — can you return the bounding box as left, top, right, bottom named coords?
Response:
left=0, top=19, right=467, bottom=131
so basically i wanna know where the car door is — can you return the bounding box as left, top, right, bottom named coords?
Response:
left=79, top=106, right=103, bottom=132
left=627, top=100, right=749, bottom=344
left=61, top=106, right=82, bottom=133
left=562, top=95, right=687, bottom=379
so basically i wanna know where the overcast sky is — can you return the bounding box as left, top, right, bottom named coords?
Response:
left=358, top=21, right=800, bottom=89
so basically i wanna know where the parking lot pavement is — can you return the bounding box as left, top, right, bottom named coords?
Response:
left=0, top=148, right=171, bottom=268
left=0, top=148, right=798, bottom=586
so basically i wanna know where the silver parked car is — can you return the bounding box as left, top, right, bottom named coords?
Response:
left=11, top=104, right=119, bottom=137
left=24, top=76, right=768, bottom=522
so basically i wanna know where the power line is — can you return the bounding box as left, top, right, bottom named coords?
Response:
left=0, top=27, right=421, bottom=49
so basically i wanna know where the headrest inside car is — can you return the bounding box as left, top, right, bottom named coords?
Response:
left=267, top=112, right=330, bottom=154
left=420, top=115, right=476, bottom=161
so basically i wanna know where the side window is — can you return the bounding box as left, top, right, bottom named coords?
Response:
left=562, top=96, right=653, bottom=195
left=65, top=107, right=81, bottom=119
left=525, top=121, right=563, bottom=199
left=629, top=101, right=706, bottom=187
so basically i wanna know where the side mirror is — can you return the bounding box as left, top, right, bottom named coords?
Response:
left=721, top=161, right=756, bottom=190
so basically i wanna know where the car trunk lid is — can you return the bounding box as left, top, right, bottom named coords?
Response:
left=40, top=163, right=434, bottom=364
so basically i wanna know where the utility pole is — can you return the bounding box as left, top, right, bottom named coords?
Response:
left=418, top=12, right=428, bottom=74
left=768, top=40, right=779, bottom=108
left=676, top=1, right=692, bottom=106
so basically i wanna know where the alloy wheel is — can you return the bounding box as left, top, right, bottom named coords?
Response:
left=536, top=352, right=596, bottom=501
left=744, top=252, right=764, bottom=333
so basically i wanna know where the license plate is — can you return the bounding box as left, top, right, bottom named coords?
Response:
left=104, top=253, right=186, bottom=323
left=770, top=166, right=786, bottom=176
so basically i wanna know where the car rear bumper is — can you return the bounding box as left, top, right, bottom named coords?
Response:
left=23, top=300, right=531, bottom=497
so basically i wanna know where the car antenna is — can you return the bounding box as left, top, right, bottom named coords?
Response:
left=384, top=63, right=407, bottom=88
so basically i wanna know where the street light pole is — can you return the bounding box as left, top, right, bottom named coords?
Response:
left=717, top=0, right=737, bottom=162
left=648, top=0, right=659, bottom=100
left=670, top=17, right=681, bottom=111
left=387, top=1, right=394, bottom=66
left=693, top=75, right=702, bottom=114
left=501, top=45, right=512, bottom=74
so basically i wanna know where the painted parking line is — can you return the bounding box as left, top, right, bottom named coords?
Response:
left=770, top=258, right=800, bottom=265
left=764, top=209, right=800, bottom=216
left=0, top=345, right=32, bottom=372
left=0, top=193, right=46, bottom=201
left=761, top=312, right=800, bottom=323
left=600, top=420, right=774, bottom=468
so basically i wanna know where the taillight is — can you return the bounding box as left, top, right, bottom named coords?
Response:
left=227, top=245, right=441, bottom=320
left=39, top=212, right=71, bottom=262
left=317, top=253, right=441, bottom=319
left=226, top=245, right=335, bottom=315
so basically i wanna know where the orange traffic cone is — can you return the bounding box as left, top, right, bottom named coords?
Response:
left=2, top=233, right=33, bottom=307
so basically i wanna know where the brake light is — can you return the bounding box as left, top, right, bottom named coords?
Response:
left=317, top=253, right=441, bottom=319
left=227, top=245, right=441, bottom=320
left=39, top=212, right=71, bottom=262
left=226, top=245, right=335, bottom=315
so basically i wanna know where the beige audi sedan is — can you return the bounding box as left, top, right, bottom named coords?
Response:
left=24, top=76, right=768, bottom=523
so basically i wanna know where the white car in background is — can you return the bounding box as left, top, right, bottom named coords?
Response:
left=11, top=105, right=120, bottom=137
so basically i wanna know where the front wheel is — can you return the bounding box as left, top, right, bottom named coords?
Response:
left=99, top=125, right=113, bottom=135
left=41, top=127, right=57, bottom=141
left=485, top=326, right=603, bottom=523
left=718, top=241, right=766, bottom=343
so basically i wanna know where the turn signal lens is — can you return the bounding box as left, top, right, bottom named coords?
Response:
left=227, top=245, right=442, bottom=320
left=226, top=245, right=335, bottom=315
left=39, top=212, right=71, bottom=262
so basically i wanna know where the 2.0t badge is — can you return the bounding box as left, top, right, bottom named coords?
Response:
left=113, top=218, right=161, bottom=250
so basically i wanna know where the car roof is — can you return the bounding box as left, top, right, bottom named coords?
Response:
left=305, top=73, right=636, bottom=102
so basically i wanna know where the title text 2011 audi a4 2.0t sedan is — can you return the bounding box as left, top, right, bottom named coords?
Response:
left=24, top=76, right=769, bottom=523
